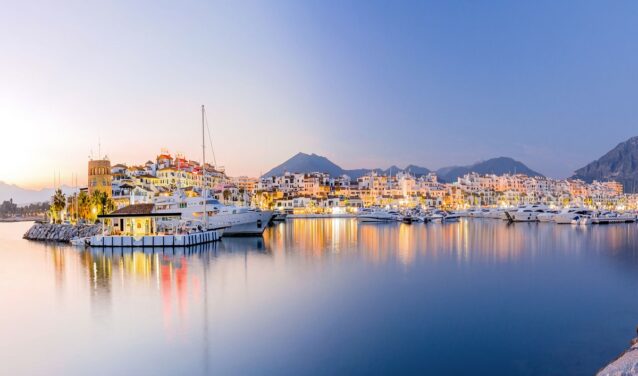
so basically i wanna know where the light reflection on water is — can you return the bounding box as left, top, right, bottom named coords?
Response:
left=2, top=219, right=638, bottom=375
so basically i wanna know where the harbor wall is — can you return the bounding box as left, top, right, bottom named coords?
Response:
left=23, top=223, right=102, bottom=243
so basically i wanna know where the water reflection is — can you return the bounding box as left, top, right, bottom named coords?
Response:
left=4, top=220, right=638, bottom=375
left=266, top=219, right=638, bottom=269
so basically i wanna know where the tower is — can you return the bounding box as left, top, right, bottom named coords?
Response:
left=88, top=158, right=112, bottom=197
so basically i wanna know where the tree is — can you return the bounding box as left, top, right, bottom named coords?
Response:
left=78, top=191, right=91, bottom=221
left=222, top=189, right=231, bottom=203
left=89, top=191, right=115, bottom=222
left=50, top=189, right=66, bottom=223
left=0, top=199, right=18, bottom=218
left=238, top=188, right=245, bottom=203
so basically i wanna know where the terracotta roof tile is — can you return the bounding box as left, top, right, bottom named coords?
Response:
left=110, top=203, right=155, bottom=215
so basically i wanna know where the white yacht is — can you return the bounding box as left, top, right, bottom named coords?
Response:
left=537, top=210, right=560, bottom=222
left=154, top=193, right=273, bottom=236
left=443, top=211, right=461, bottom=222
left=507, top=205, right=550, bottom=222
left=552, top=208, right=594, bottom=224
left=582, top=211, right=636, bottom=225
left=468, top=209, right=491, bottom=218
left=357, top=209, right=395, bottom=222
left=484, top=208, right=510, bottom=220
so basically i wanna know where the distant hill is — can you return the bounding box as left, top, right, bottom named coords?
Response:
left=572, top=136, right=638, bottom=192
left=262, top=153, right=539, bottom=181
left=261, top=152, right=433, bottom=179
left=404, top=165, right=432, bottom=177
left=262, top=152, right=347, bottom=178
left=436, top=157, right=544, bottom=182
left=0, top=181, right=74, bottom=205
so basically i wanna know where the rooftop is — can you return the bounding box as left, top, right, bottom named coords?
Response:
left=110, top=203, right=155, bottom=215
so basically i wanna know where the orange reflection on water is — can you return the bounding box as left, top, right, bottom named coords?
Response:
left=264, top=219, right=629, bottom=266
left=36, top=219, right=638, bottom=349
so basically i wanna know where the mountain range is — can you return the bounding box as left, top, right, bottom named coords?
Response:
left=261, top=152, right=543, bottom=182
left=5, top=136, right=638, bottom=204
left=0, top=182, right=75, bottom=205
left=572, top=136, right=638, bottom=192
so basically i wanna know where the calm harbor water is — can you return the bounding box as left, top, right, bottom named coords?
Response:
left=2, top=219, right=638, bottom=375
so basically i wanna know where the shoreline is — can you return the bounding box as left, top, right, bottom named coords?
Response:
left=0, top=217, right=43, bottom=223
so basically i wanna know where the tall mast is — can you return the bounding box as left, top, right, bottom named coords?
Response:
left=202, top=105, right=207, bottom=228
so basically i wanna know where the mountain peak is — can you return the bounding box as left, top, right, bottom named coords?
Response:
left=435, top=157, right=543, bottom=182
left=261, top=152, right=541, bottom=181
left=572, top=135, right=638, bottom=192
left=262, top=153, right=345, bottom=178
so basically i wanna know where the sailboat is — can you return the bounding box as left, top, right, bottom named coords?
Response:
left=154, top=105, right=274, bottom=236
left=86, top=106, right=226, bottom=248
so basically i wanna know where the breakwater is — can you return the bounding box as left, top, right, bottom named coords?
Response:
left=23, top=223, right=102, bottom=242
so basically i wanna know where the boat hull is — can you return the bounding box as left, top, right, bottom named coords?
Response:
left=219, top=211, right=274, bottom=236
left=358, top=216, right=394, bottom=222
left=510, top=212, right=541, bottom=222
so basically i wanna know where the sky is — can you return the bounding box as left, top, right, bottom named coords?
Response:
left=1, top=0, right=638, bottom=189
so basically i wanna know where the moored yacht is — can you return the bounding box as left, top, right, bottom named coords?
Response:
left=582, top=211, right=636, bottom=225
left=552, top=208, right=594, bottom=224
left=507, top=205, right=550, bottom=222
left=537, top=210, right=560, bottom=222
left=154, top=193, right=273, bottom=236
left=357, top=208, right=395, bottom=222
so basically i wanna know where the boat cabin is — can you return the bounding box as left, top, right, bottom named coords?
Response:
left=97, top=203, right=181, bottom=236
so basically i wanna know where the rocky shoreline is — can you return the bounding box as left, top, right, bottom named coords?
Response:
left=598, top=329, right=638, bottom=375
left=23, top=223, right=102, bottom=243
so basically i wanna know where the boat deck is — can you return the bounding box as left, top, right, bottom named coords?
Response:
left=88, top=229, right=223, bottom=247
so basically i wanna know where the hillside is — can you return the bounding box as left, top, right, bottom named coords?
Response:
left=0, top=181, right=74, bottom=205
left=262, top=153, right=540, bottom=181
left=572, top=136, right=638, bottom=192
left=436, top=157, right=544, bottom=182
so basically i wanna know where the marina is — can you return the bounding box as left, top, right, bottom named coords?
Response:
left=4, top=2, right=638, bottom=374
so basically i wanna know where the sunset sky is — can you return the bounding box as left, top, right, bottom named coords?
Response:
left=2, top=1, right=638, bottom=189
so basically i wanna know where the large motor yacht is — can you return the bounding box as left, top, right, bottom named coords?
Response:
left=154, top=193, right=274, bottom=236
left=537, top=210, right=560, bottom=222
left=552, top=207, right=594, bottom=224
left=357, top=208, right=395, bottom=222
left=507, top=205, right=551, bottom=222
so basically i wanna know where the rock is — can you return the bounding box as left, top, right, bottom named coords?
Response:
left=598, top=339, right=638, bottom=376
left=23, top=223, right=102, bottom=243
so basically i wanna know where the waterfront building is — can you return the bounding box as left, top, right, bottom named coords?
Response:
left=99, top=149, right=630, bottom=213
left=232, top=176, right=258, bottom=194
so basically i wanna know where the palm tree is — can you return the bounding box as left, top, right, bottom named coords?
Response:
left=238, top=188, right=245, bottom=204
left=78, top=191, right=91, bottom=221
left=50, top=189, right=66, bottom=223
left=222, top=189, right=231, bottom=203
left=90, top=191, right=116, bottom=222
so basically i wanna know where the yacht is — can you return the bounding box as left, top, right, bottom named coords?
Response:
left=272, top=212, right=288, bottom=222
left=468, top=208, right=491, bottom=218
left=507, top=205, right=550, bottom=222
left=357, top=208, right=395, bottom=222
left=443, top=211, right=461, bottom=222
left=552, top=208, right=594, bottom=224
left=154, top=193, right=274, bottom=236
left=583, top=211, right=636, bottom=225
left=537, top=210, right=560, bottom=222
